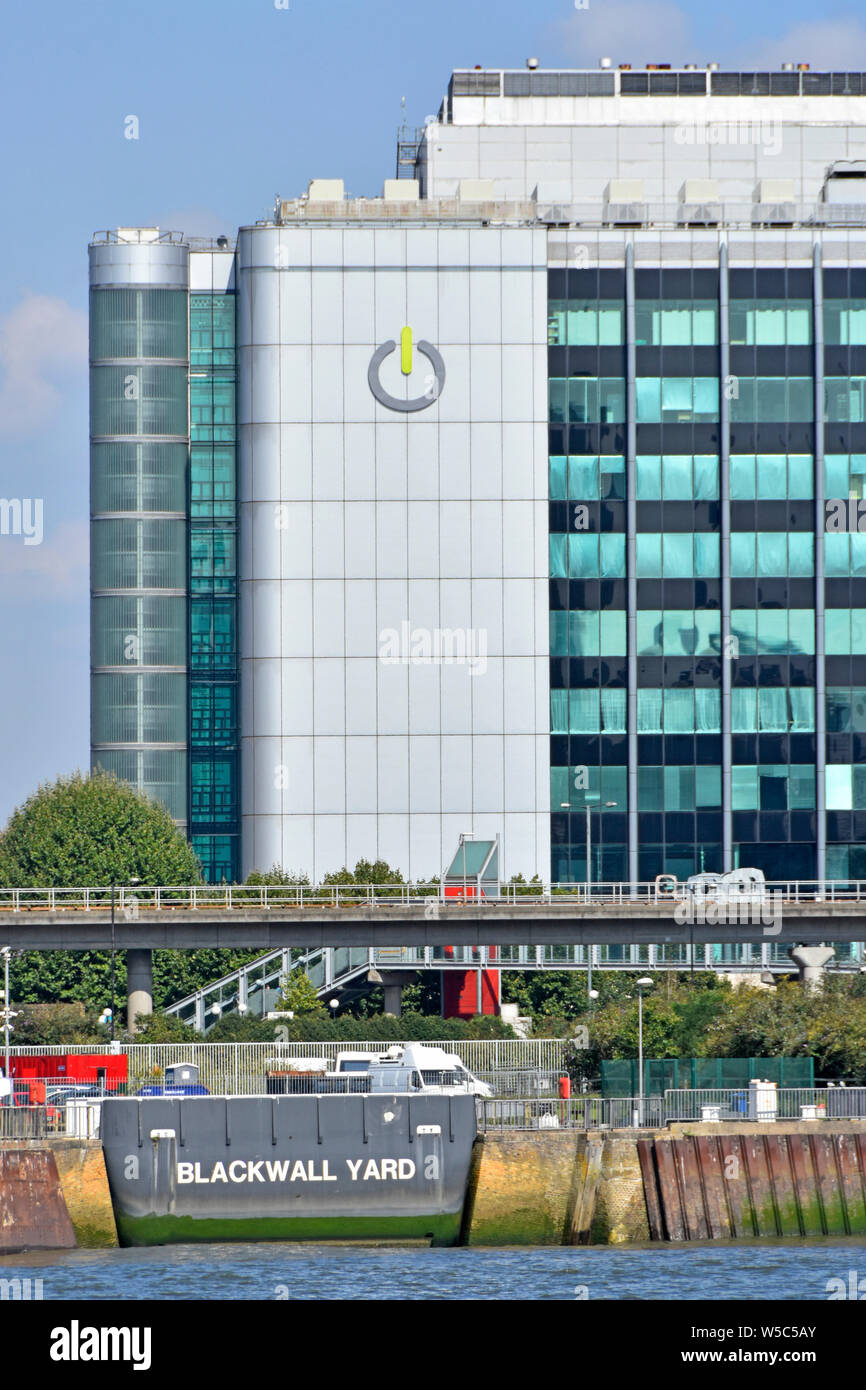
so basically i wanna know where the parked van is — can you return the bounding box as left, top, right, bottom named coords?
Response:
left=367, top=1044, right=492, bottom=1097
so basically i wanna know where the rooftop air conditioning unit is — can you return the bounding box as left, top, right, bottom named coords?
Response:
left=678, top=179, right=720, bottom=226
left=605, top=203, right=644, bottom=226
left=823, top=162, right=866, bottom=205
left=604, top=179, right=645, bottom=224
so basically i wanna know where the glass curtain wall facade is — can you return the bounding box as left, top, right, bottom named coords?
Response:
left=548, top=270, right=628, bottom=882
left=547, top=253, right=851, bottom=885
left=90, top=270, right=190, bottom=825
left=188, top=293, right=240, bottom=881
left=90, top=238, right=240, bottom=882
left=824, top=268, right=866, bottom=883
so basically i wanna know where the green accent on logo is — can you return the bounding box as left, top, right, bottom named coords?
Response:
left=401, top=325, right=413, bottom=375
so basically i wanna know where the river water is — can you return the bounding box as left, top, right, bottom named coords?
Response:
left=2, top=1239, right=865, bottom=1300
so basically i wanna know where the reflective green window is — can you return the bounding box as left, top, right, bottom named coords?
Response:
left=550, top=687, right=627, bottom=734
left=190, top=376, right=236, bottom=443
left=190, top=527, right=237, bottom=593
left=191, top=446, right=236, bottom=519
left=825, top=534, right=866, bottom=577
left=190, top=684, right=237, bottom=748
left=549, top=456, right=567, bottom=498
left=730, top=609, right=815, bottom=655
left=825, top=378, right=866, bottom=422
left=729, top=300, right=812, bottom=346
left=191, top=834, right=237, bottom=883
left=637, top=764, right=720, bottom=810
left=825, top=454, right=866, bottom=498
left=825, top=609, right=866, bottom=655
left=634, top=301, right=718, bottom=346
left=548, top=302, right=624, bottom=345
left=191, top=757, right=237, bottom=822
left=549, top=610, right=627, bottom=656
left=635, top=378, right=719, bottom=423
left=636, top=609, right=720, bottom=656
left=636, top=534, right=719, bottom=578
left=824, top=765, right=866, bottom=811
left=730, top=379, right=813, bottom=422
left=731, top=451, right=813, bottom=499
left=550, top=765, right=627, bottom=810
left=549, top=456, right=627, bottom=500
left=637, top=455, right=719, bottom=500
left=824, top=301, right=866, bottom=345
left=827, top=688, right=866, bottom=733
left=732, top=686, right=817, bottom=734
left=636, top=688, right=720, bottom=733
left=550, top=534, right=626, bottom=578
left=190, top=601, right=237, bottom=670
left=732, top=764, right=815, bottom=810
left=190, top=295, right=236, bottom=366
left=730, top=532, right=814, bottom=577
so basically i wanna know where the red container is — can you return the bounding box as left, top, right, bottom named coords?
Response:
left=558, top=1075, right=571, bottom=1100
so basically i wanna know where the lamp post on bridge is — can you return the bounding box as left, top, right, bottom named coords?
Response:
left=110, top=876, right=140, bottom=1042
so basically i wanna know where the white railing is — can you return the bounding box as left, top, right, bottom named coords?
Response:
left=3, top=880, right=866, bottom=912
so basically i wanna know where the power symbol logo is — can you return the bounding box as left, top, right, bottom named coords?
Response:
left=368, top=326, right=445, bottom=412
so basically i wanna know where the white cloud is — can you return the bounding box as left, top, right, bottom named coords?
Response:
left=0, top=294, right=87, bottom=436
left=543, top=5, right=866, bottom=74
left=739, top=20, right=866, bottom=72
left=548, top=1, right=696, bottom=69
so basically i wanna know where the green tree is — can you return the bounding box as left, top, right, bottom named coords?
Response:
left=0, top=770, right=202, bottom=888
left=276, top=970, right=326, bottom=1016
left=133, top=1012, right=198, bottom=1043
left=0, top=770, right=202, bottom=1017
left=321, top=858, right=405, bottom=886
left=245, top=867, right=310, bottom=887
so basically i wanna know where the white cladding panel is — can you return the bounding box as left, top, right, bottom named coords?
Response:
left=238, top=224, right=550, bottom=881
left=421, top=104, right=866, bottom=205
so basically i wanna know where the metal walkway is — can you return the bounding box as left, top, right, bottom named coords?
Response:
left=165, top=937, right=866, bottom=1033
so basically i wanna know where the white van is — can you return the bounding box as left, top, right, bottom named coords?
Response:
left=367, top=1044, right=492, bottom=1097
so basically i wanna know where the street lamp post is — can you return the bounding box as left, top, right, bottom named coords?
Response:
left=562, top=797, right=617, bottom=1004
left=110, top=881, right=116, bottom=1042
left=636, top=976, right=654, bottom=1125
left=109, top=876, right=140, bottom=1041
left=1, top=948, right=12, bottom=1086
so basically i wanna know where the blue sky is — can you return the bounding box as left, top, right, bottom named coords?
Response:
left=1, top=0, right=865, bottom=825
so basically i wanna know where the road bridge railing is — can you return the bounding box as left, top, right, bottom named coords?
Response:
left=3, top=879, right=866, bottom=913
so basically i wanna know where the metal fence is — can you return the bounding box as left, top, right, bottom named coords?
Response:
left=0, top=1106, right=49, bottom=1140
left=664, top=1087, right=866, bottom=1122
left=1, top=1041, right=568, bottom=1095
left=476, top=1096, right=665, bottom=1131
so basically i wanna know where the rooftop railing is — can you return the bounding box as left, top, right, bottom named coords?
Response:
left=269, top=198, right=866, bottom=230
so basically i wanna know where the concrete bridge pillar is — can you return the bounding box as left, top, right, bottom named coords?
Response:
left=380, top=971, right=419, bottom=1018
left=127, top=949, right=153, bottom=1032
left=789, top=944, right=835, bottom=991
